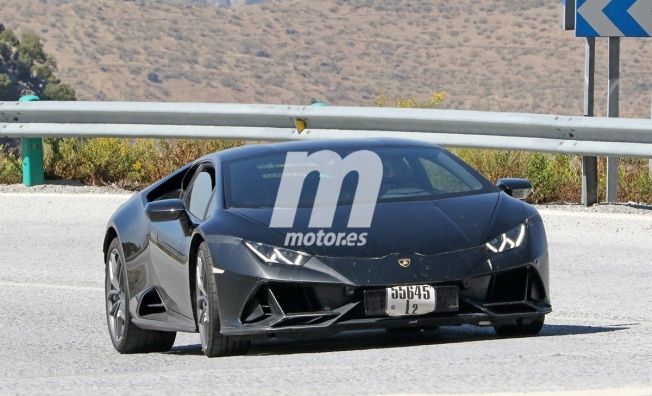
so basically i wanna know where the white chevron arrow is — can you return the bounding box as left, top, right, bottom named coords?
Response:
left=629, top=0, right=652, bottom=36
left=578, top=0, right=623, bottom=36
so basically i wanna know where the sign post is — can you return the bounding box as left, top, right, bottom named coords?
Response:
left=19, top=94, right=44, bottom=186
left=582, top=37, right=598, bottom=206
left=572, top=0, right=652, bottom=204
left=606, top=37, right=620, bottom=202
left=563, top=0, right=576, bottom=31
left=569, top=0, right=599, bottom=206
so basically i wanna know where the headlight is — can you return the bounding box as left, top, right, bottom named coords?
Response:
left=244, top=241, right=311, bottom=266
left=485, top=223, right=526, bottom=254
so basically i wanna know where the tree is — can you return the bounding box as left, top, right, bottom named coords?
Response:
left=0, top=24, right=76, bottom=101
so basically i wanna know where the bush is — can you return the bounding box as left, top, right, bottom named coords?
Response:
left=453, top=149, right=652, bottom=204
left=147, top=72, right=162, bottom=83
left=0, top=145, right=22, bottom=184
left=43, top=138, right=243, bottom=188
left=454, top=148, right=583, bottom=203
left=375, top=92, right=447, bottom=108
left=42, top=82, right=76, bottom=100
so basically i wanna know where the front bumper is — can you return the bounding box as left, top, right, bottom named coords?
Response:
left=217, top=262, right=551, bottom=339
left=210, top=215, right=550, bottom=339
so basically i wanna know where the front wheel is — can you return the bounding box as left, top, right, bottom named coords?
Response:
left=493, top=316, right=545, bottom=337
left=105, top=238, right=176, bottom=353
left=195, top=242, right=250, bottom=358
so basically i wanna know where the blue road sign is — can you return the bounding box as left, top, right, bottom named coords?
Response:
left=576, top=0, right=652, bottom=37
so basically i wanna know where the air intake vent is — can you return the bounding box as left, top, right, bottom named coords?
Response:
left=487, top=267, right=528, bottom=303
left=138, top=288, right=166, bottom=316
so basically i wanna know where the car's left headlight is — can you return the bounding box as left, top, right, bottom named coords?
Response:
left=485, top=223, right=526, bottom=254
left=244, top=241, right=311, bottom=266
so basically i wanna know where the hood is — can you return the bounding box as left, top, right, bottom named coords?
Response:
left=228, top=192, right=501, bottom=258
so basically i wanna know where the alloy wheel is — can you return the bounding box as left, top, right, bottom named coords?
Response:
left=106, top=248, right=126, bottom=343
left=196, top=254, right=209, bottom=351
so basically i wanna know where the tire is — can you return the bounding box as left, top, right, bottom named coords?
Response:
left=195, top=242, right=250, bottom=358
left=493, top=316, right=545, bottom=337
left=105, top=238, right=176, bottom=353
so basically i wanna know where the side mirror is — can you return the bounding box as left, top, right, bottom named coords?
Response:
left=145, top=199, right=186, bottom=222
left=496, top=178, right=533, bottom=200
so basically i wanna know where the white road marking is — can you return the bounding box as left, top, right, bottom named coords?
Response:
left=391, top=388, right=652, bottom=396
left=0, top=281, right=103, bottom=292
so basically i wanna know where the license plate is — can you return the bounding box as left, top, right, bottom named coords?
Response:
left=385, top=285, right=436, bottom=317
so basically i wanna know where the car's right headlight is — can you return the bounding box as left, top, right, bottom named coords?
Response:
left=485, top=223, right=526, bottom=255
left=244, top=241, right=311, bottom=266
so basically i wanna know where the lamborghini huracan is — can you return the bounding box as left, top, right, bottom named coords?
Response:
left=103, top=138, right=551, bottom=357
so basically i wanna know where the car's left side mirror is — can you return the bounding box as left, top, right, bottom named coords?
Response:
left=496, top=178, right=533, bottom=200
left=145, top=199, right=186, bottom=222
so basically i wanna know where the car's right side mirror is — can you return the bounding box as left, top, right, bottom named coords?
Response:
left=145, top=199, right=186, bottom=222
left=496, top=178, right=533, bottom=200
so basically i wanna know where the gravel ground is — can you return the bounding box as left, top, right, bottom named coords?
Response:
left=2, top=183, right=651, bottom=214
left=538, top=202, right=652, bottom=215
left=0, top=181, right=132, bottom=195
left=0, top=192, right=651, bottom=395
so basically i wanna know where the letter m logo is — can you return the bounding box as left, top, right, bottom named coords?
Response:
left=270, top=150, right=383, bottom=229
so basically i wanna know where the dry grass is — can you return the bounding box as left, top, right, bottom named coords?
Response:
left=2, top=0, right=652, bottom=118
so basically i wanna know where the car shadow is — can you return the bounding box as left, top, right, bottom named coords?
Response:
left=165, top=323, right=629, bottom=356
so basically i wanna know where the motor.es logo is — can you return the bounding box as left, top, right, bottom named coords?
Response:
left=270, top=150, right=383, bottom=247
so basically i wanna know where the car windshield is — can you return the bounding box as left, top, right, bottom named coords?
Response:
left=223, top=146, right=494, bottom=209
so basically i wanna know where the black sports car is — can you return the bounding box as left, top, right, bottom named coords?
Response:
left=103, top=138, right=551, bottom=357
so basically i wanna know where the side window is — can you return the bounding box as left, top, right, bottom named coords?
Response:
left=186, top=170, right=214, bottom=220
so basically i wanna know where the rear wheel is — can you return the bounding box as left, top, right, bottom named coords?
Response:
left=105, top=238, right=176, bottom=353
left=195, top=242, right=250, bottom=358
left=493, top=316, right=544, bottom=337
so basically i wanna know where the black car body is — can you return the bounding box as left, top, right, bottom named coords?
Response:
left=103, top=138, right=551, bottom=357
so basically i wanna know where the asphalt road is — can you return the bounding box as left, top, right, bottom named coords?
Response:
left=0, top=193, right=651, bottom=395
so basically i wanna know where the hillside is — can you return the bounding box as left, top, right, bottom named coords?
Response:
left=2, top=0, right=652, bottom=117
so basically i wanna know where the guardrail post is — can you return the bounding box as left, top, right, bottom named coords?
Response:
left=19, top=94, right=44, bottom=186
left=606, top=37, right=620, bottom=203
left=582, top=37, right=598, bottom=207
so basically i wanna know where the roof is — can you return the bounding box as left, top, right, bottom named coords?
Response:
left=204, top=138, right=442, bottom=163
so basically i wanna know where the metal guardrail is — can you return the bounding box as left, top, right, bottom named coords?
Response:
left=2, top=101, right=652, bottom=158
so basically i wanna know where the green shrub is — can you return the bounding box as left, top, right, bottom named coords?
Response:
left=524, top=153, right=580, bottom=203
left=452, top=148, right=652, bottom=204
left=458, top=149, right=584, bottom=203
left=375, top=92, right=446, bottom=108
left=620, top=158, right=652, bottom=203
left=0, top=145, right=22, bottom=184
left=43, top=138, right=243, bottom=188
